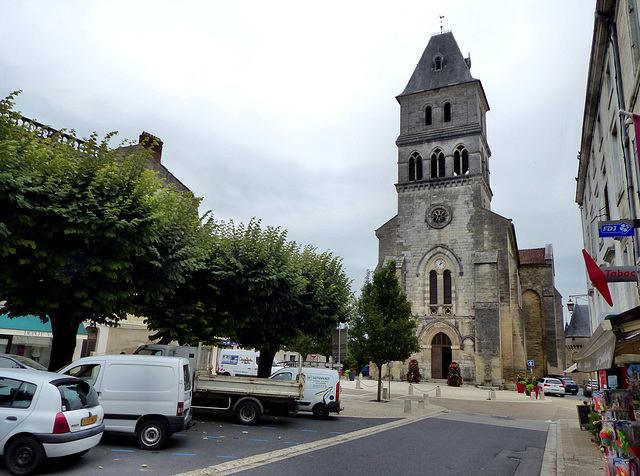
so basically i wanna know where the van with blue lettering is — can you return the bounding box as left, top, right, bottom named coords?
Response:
left=270, top=367, right=341, bottom=419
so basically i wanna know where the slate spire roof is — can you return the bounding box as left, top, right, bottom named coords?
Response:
left=399, top=31, right=475, bottom=97
left=565, top=304, right=591, bottom=338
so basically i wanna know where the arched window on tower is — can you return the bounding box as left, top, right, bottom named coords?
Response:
left=428, top=259, right=454, bottom=315
left=453, top=145, right=469, bottom=176
left=443, top=270, right=452, bottom=304
left=444, top=102, right=451, bottom=122
left=425, top=106, right=432, bottom=126
left=429, top=271, right=438, bottom=305
left=409, top=152, right=422, bottom=181
left=430, top=149, right=445, bottom=178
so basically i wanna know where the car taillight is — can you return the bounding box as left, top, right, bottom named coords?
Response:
left=336, top=382, right=339, bottom=401
left=53, top=412, right=70, bottom=434
left=177, top=401, right=184, bottom=416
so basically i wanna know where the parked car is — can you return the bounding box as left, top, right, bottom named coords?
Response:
left=539, top=377, right=566, bottom=397
left=59, top=355, right=192, bottom=450
left=0, top=354, right=47, bottom=371
left=543, top=374, right=578, bottom=395
left=584, top=379, right=599, bottom=397
left=0, top=369, right=104, bottom=475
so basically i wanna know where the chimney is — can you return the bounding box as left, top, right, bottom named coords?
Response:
left=139, top=131, right=163, bottom=164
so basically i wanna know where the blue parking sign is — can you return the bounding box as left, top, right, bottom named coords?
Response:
left=527, top=360, right=534, bottom=367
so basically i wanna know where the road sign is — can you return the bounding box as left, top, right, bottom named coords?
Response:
left=601, top=266, right=639, bottom=282
left=599, top=221, right=635, bottom=238
left=311, top=354, right=317, bottom=359
left=527, top=360, right=534, bottom=367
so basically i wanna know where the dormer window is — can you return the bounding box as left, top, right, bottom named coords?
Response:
left=434, top=55, right=443, bottom=71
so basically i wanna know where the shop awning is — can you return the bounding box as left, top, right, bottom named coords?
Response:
left=564, top=362, right=578, bottom=373
left=575, top=320, right=617, bottom=372
left=0, top=314, right=87, bottom=335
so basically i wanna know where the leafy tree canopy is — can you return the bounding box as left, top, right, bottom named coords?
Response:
left=0, top=93, right=210, bottom=369
left=349, top=261, right=419, bottom=400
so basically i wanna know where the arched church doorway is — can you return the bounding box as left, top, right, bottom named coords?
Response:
left=431, top=332, right=452, bottom=379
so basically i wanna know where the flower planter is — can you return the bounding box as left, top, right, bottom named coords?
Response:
left=516, top=382, right=525, bottom=393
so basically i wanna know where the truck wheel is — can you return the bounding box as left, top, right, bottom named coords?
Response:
left=312, top=403, right=329, bottom=420
left=6, top=436, right=45, bottom=475
left=236, top=400, right=260, bottom=425
left=136, top=419, right=168, bottom=450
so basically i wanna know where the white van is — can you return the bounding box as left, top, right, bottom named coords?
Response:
left=217, top=349, right=282, bottom=376
left=58, top=355, right=192, bottom=450
left=270, top=367, right=341, bottom=419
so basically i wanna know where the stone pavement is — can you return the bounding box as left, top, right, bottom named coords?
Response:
left=338, top=377, right=604, bottom=475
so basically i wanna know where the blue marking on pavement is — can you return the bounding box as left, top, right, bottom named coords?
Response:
left=173, top=433, right=186, bottom=437
left=217, top=455, right=237, bottom=459
left=233, top=424, right=249, bottom=427
left=111, top=449, right=135, bottom=453
left=173, top=453, right=196, bottom=456
left=330, top=431, right=345, bottom=434
left=283, top=441, right=299, bottom=445
left=261, top=426, right=277, bottom=429
left=203, top=436, right=223, bottom=439
left=302, top=429, right=318, bottom=432
left=249, top=438, right=268, bottom=442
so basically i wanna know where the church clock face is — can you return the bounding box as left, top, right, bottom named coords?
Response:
left=435, top=259, right=446, bottom=269
left=426, top=204, right=452, bottom=228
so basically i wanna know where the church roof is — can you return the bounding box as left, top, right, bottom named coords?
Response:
left=399, top=31, right=475, bottom=97
left=518, top=248, right=548, bottom=264
left=565, top=304, right=591, bottom=338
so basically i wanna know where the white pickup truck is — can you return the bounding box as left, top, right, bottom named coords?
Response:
left=134, top=344, right=304, bottom=425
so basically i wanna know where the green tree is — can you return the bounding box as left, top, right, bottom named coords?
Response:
left=201, top=220, right=352, bottom=377
left=349, top=262, right=419, bottom=401
left=0, top=94, right=209, bottom=369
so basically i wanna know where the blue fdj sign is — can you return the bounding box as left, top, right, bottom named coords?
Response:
left=527, top=360, right=534, bottom=367
left=600, top=222, right=635, bottom=238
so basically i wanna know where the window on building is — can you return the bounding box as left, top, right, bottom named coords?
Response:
left=444, top=102, right=451, bottom=122
left=604, top=185, right=610, bottom=220
left=409, top=156, right=415, bottom=181
left=429, top=271, right=437, bottom=304
left=435, top=56, right=442, bottom=71
left=453, top=145, right=469, bottom=176
left=409, top=152, right=423, bottom=181
left=443, top=270, right=452, bottom=304
left=431, top=149, right=445, bottom=178
left=432, top=332, right=451, bottom=346
left=425, top=106, right=432, bottom=126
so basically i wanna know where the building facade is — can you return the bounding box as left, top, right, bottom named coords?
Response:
left=376, top=31, right=565, bottom=386
left=576, top=0, right=640, bottom=328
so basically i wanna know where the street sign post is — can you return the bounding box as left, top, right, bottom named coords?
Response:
left=599, top=220, right=638, bottom=238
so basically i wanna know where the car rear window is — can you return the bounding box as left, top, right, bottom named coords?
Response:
left=55, top=380, right=99, bottom=411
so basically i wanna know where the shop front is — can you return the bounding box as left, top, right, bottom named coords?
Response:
left=0, top=314, right=88, bottom=368
left=575, top=306, right=640, bottom=474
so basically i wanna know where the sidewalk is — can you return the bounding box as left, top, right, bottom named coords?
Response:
left=338, top=377, right=604, bottom=475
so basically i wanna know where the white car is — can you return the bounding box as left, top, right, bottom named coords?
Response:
left=0, top=369, right=104, bottom=475
left=540, top=377, right=566, bottom=397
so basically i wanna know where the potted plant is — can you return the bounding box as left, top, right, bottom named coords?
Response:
left=406, top=359, right=422, bottom=383
left=516, top=374, right=526, bottom=393
left=447, top=362, right=463, bottom=387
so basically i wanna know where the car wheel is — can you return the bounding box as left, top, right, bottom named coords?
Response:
left=312, top=403, right=330, bottom=420
left=236, top=400, right=261, bottom=425
left=6, top=435, right=45, bottom=475
left=136, top=419, right=168, bottom=450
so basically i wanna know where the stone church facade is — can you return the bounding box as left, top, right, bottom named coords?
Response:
left=376, top=31, right=565, bottom=386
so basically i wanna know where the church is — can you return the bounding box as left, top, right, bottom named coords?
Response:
left=375, top=31, right=566, bottom=386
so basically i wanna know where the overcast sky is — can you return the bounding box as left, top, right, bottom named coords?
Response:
left=0, top=1, right=596, bottom=323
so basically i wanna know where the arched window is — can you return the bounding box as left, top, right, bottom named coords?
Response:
left=429, top=271, right=437, bottom=304
left=432, top=332, right=451, bottom=346
left=434, top=56, right=443, bottom=71
left=430, top=149, right=445, bottom=178
left=453, top=145, right=469, bottom=176
left=408, top=152, right=423, bottom=181
left=444, top=270, right=452, bottom=304
left=444, top=102, right=451, bottom=122
left=425, top=106, right=432, bottom=126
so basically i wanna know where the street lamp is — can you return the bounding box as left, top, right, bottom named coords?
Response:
left=567, top=294, right=589, bottom=314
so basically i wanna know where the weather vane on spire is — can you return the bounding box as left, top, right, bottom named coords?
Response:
left=439, top=15, right=445, bottom=32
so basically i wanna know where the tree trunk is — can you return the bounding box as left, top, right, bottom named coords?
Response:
left=376, top=362, right=383, bottom=401
left=48, top=314, right=81, bottom=371
left=257, top=347, right=277, bottom=378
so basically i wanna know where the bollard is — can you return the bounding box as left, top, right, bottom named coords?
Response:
left=490, top=390, right=496, bottom=400
left=404, top=399, right=411, bottom=413
left=408, top=384, right=413, bottom=395
left=436, top=386, right=441, bottom=397
left=418, top=398, right=425, bottom=409
left=539, top=390, right=545, bottom=400
left=356, top=379, right=360, bottom=390
left=382, top=387, right=388, bottom=399
left=425, top=393, right=429, bottom=406
left=488, top=390, right=492, bottom=400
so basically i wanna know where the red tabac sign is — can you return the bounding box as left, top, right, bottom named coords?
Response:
left=582, top=249, right=613, bottom=306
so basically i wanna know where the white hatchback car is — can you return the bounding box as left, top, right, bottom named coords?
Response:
left=0, top=369, right=104, bottom=475
left=540, top=377, right=566, bottom=397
